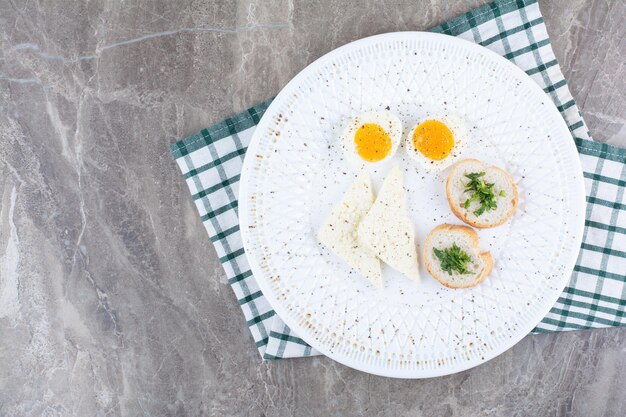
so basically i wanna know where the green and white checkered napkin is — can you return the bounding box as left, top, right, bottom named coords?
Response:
left=171, top=0, right=626, bottom=360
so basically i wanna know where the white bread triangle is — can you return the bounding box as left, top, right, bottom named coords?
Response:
left=423, top=224, right=493, bottom=288
left=446, top=159, right=518, bottom=228
left=357, top=165, right=421, bottom=283
left=318, top=171, right=383, bottom=288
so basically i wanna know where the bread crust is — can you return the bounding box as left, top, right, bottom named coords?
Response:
left=446, top=159, right=519, bottom=228
left=423, top=224, right=493, bottom=289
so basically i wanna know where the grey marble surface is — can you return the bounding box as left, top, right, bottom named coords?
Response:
left=0, top=0, right=625, bottom=416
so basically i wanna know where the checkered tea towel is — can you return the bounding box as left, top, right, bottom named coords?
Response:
left=170, top=0, right=626, bottom=359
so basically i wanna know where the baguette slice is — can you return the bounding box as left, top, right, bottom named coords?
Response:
left=318, top=171, right=383, bottom=288
left=358, top=165, right=421, bottom=283
left=446, top=159, right=518, bottom=228
left=423, top=224, right=493, bottom=288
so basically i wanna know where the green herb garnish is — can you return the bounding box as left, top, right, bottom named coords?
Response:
left=433, top=243, right=472, bottom=275
left=462, top=172, right=505, bottom=216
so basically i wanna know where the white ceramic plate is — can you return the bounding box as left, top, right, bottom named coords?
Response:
left=239, top=32, right=585, bottom=378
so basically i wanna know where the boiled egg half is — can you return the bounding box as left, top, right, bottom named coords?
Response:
left=342, top=111, right=402, bottom=165
left=406, top=118, right=466, bottom=170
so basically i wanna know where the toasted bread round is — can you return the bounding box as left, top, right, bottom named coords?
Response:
left=446, top=159, right=518, bottom=228
left=423, top=224, right=493, bottom=289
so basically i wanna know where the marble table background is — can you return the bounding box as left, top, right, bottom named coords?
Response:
left=1, top=1, right=625, bottom=416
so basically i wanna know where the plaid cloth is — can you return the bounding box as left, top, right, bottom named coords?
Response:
left=170, top=0, right=626, bottom=360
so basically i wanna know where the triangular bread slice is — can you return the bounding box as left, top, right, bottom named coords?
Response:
left=423, top=224, right=493, bottom=288
left=446, top=159, right=518, bottom=228
left=357, top=165, right=421, bottom=283
left=318, top=171, right=382, bottom=288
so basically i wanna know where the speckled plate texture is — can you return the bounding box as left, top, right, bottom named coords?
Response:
left=238, top=32, right=586, bottom=378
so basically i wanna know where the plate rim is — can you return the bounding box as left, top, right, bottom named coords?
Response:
left=238, top=31, right=586, bottom=378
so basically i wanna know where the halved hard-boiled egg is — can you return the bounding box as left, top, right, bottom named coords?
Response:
left=342, top=111, right=402, bottom=165
left=406, top=118, right=465, bottom=170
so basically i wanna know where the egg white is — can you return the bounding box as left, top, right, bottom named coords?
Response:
left=341, top=111, right=402, bottom=167
left=405, top=115, right=467, bottom=171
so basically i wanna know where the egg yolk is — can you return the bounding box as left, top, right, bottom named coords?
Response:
left=354, top=123, right=392, bottom=162
left=412, top=120, right=454, bottom=161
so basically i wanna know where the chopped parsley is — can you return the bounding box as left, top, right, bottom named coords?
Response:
left=462, top=172, right=505, bottom=216
left=433, top=243, right=472, bottom=275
